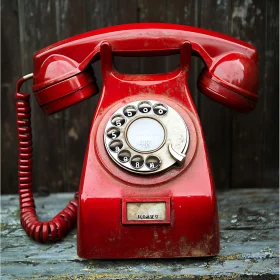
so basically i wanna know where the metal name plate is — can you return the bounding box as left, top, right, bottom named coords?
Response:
left=127, top=202, right=166, bottom=221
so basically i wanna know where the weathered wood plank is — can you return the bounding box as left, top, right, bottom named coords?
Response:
left=17, top=0, right=65, bottom=194
left=138, top=0, right=168, bottom=74
left=1, top=0, right=279, bottom=195
left=55, top=0, right=90, bottom=192
left=166, top=0, right=200, bottom=107
left=262, top=0, right=279, bottom=187
left=85, top=0, right=107, bottom=120
left=199, top=0, right=232, bottom=190
left=230, top=0, right=267, bottom=188
left=1, top=189, right=278, bottom=279
left=1, top=0, right=22, bottom=194
left=86, top=0, right=139, bottom=127
left=98, top=0, right=140, bottom=75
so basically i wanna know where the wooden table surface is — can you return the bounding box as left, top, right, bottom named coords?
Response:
left=1, top=189, right=279, bottom=279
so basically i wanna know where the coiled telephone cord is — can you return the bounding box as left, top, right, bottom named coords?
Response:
left=16, top=75, right=78, bottom=243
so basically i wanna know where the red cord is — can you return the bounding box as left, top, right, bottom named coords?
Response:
left=16, top=76, right=78, bottom=243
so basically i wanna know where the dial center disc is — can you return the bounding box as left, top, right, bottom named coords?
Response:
left=126, top=117, right=165, bottom=152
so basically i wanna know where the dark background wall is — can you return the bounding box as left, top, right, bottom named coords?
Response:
left=1, top=0, right=279, bottom=194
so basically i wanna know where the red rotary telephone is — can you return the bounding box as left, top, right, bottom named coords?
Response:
left=16, top=23, right=258, bottom=258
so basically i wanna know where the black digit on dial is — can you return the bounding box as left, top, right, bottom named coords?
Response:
left=106, top=127, right=120, bottom=139
left=109, top=140, right=123, bottom=153
left=138, top=101, right=151, bottom=113
left=153, top=104, right=168, bottom=116
left=118, top=150, right=131, bottom=163
left=111, top=115, right=125, bottom=127
left=145, top=156, right=161, bottom=170
left=123, top=105, right=137, bottom=117
left=130, top=155, right=144, bottom=169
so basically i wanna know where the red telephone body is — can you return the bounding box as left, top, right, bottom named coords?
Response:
left=16, top=23, right=258, bottom=258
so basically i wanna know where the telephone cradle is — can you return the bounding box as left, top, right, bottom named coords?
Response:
left=15, top=23, right=258, bottom=259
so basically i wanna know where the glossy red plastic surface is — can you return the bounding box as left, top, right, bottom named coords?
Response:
left=33, top=23, right=257, bottom=74
left=32, top=23, right=258, bottom=115
left=33, top=65, right=98, bottom=115
left=198, top=69, right=257, bottom=112
left=77, top=42, right=220, bottom=258
left=198, top=52, right=258, bottom=112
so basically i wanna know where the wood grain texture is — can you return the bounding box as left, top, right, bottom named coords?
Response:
left=1, top=0, right=22, bottom=194
left=138, top=0, right=168, bottom=74
left=55, top=0, right=89, bottom=192
left=199, top=0, right=232, bottom=190
left=262, top=0, right=279, bottom=187
left=17, top=0, right=66, bottom=194
left=230, top=0, right=267, bottom=188
left=1, top=189, right=278, bottom=279
left=1, top=0, right=278, bottom=193
left=166, top=0, right=199, bottom=107
left=86, top=0, right=139, bottom=111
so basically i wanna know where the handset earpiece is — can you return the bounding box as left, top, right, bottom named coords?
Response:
left=33, top=54, right=98, bottom=115
left=197, top=53, right=258, bottom=113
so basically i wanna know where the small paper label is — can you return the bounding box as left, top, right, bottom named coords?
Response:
left=127, top=202, right=166, bottom=221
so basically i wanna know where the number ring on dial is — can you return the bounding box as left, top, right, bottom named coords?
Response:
left=103, top=100, right=189, bottom=175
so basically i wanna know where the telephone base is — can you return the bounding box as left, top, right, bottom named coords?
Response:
left=77, top=195, right=219, bottom=259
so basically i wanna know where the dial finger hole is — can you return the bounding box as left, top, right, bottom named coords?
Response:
left=111, top=115, right=125, bottom=127
left=118, top=150, right=131, bottom=163
left=109, top=140, right=123, bottom=153
left=145, top=155, right=161, bottom=170
left=123, top=105, right=137, bottom=117
left=130, top=155, right=144, bottom=169
left=138, top=101, right=152, bottom=113
left=106, top=127, right=121, bottom=139
left=153, top=103, right=168, bottom=116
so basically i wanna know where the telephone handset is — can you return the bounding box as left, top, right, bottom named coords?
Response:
left=16, top=23, right=258, bottom=258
